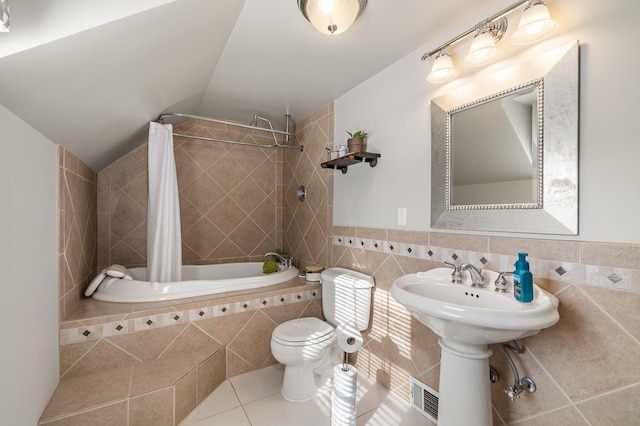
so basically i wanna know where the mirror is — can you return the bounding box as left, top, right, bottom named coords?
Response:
left=450, top=81, right=542, bottom=207
left=431, top=41, right=579, bottom=234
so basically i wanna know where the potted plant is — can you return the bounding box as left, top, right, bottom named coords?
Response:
left=347, top=130, right=368, bottom=153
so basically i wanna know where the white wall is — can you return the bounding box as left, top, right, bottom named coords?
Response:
left=0, top=105, right=59, bottom=424
left=334, top=0, right=640, bottom=244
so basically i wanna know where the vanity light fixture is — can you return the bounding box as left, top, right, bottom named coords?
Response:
left=511, top=0, right=558, bottom=45
left=463, top=18, right=508, bottom=67
left=427, top=51, right=458, bottom=84
left=422, top=0, right=558, bottom=83
left=298, top=0, right=367, bottom=35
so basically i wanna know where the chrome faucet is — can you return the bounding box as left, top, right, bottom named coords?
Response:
left=264, top=252, right=293, bottom=269
left=460, top=263, right=486, bottom=287
left=444, top=261, right=463, bottom=284
left=494, top=272, right=513, bottom=293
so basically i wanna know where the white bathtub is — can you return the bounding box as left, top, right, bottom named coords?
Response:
left=89, top=263, right=299, bottom=303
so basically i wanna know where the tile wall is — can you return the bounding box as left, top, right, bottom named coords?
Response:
left=97, top=119, right=285, bottom=270
left=59, top=283, right=322, bottom=381
left=59, top=147, right=98, bottom=319
left=284, top=103, right=334, bottom=269
left=331, top=228, right=640, bottom=424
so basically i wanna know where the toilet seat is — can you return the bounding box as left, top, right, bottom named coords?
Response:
left=272, top=317, right=334, bottom=347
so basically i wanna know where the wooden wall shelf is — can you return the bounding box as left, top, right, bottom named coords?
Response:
left=321, top=152, right=381, bottom=174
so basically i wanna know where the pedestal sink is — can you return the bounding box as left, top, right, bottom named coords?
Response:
left=391, top=267, right=559, bottom=426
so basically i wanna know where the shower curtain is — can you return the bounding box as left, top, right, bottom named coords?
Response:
left=147, top=121, right=182, bottom=282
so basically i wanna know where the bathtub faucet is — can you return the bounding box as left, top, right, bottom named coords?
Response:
left=264, top=252, right=293, bottom=270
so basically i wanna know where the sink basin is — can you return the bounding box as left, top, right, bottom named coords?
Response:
left=391, top=267, right=559, bottom=345
left=391, top=267, right=560, bottom=425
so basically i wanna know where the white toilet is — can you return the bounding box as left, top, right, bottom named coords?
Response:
left=271, top=267, right=374, bottom=402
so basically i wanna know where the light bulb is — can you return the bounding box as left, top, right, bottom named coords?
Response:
left=464, top=31, right=500, bottom=67
left=300, top=0, right=365, bottom=35
left=511, top=1, right=558, bottom=45
left=427, top=53, right=458, bottom=84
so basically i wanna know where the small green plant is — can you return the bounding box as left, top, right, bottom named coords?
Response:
left=347, top=130, right=368, bottom=139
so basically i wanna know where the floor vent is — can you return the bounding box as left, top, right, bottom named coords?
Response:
left=409, top=376, right=438, bottom=424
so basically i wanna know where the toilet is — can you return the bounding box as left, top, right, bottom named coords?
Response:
left=271, top=267, right=374, bottom=402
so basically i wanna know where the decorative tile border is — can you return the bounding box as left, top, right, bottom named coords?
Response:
left=334, top=234, right=639, bottom=293
left=61, top=286, right=321, bottom=346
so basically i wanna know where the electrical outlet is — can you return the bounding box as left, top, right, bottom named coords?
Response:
left=398, top=208, right=407, bottom=226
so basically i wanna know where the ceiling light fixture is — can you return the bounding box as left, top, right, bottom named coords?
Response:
left=421, top=0, right=558, bottom=83
left=297, top=0, right=367, bottom=35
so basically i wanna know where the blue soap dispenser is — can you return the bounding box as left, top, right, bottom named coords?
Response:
left=513, top=252, right=534, bottom=302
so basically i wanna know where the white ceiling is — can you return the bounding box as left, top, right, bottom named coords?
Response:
left=0, top=0, right=494, bottom=170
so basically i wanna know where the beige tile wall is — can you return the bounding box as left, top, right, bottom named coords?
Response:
left=284, top=104, right=334, bottom=269
left=332, top=227, right=640, bottom=424
left=59, top=283, right=322, bottom=381
left=59, top=147, right=98, bottom=319
left=97, top=119, right=285, bottom=270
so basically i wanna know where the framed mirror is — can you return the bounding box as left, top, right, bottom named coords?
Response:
left=431, top=41, right=579, bottom=234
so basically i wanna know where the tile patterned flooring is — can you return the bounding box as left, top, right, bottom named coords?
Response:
left=180, top=364, right=434, bottom=425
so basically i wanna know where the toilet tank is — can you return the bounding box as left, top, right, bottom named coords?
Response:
left=320, top=267, right=374, bottom=331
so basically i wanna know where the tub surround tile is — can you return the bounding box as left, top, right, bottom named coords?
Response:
left=59, top=150, right=97, bottom=320
left=62, top=339, right=140, bottom=380
left=39, top=400, right=128, bottom=426
left=129, top=388, right=174, bottom=426
left=160, top=324, right=223, bottom=358
left=41, top=348, right=225, bottom=425
left=175, top=370, right=198, bottom=425
left=40, top=367, right=131, bottom=421
left=106, top=323, right=188, bottom=361
left=194, top=310, right=253, bottom=345
left=226, top=349, right=256, bottom=378
left=228, top=311, right=278, bottom=368
left=181, top=381, right=241, bottom=424
left=99, top=119, right=283, bottom=271
left=130, top=352, right=195, bottom=397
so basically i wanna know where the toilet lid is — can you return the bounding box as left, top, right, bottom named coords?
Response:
left=273, top=317, right=334, bottom=343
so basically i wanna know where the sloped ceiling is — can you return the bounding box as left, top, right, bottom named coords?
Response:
left=0, top=0, right=493, bottom=170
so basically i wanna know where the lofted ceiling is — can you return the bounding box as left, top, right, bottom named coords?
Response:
left=0, top=0, right=494, bottom=170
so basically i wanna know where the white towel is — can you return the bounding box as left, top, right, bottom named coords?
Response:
left=85, top=269, right=107, bottom=297
left=106, top=264, right=128, bottom=278
left=106, top=264, right=134, bottom=279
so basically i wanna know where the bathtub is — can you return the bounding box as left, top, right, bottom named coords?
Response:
left=89, top=263, right=299, bottom=303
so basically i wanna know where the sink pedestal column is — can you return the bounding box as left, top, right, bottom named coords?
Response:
left=438, top=338, right=493, bottom=426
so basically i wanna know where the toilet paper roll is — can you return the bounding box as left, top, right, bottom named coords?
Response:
left=332, top=364, right=357, bottom=426
left=333, top=364, right=358, bottom=397
left=336, top=323, right=363, bottom=354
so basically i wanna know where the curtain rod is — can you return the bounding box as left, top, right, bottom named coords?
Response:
left=156, top=112, right=303, bottom=152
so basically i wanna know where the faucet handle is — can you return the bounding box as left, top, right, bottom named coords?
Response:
left=495, top=272, right=513, bottom=293
left=444, top=261, right=463, bottom=284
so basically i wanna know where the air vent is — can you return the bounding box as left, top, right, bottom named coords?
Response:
left=410, top=376, right=438, bottom=424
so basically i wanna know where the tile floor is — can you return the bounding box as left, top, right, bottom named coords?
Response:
left=180, top=364, right=434, bottom=425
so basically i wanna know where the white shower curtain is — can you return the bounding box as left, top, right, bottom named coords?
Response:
left=147, top=121, right=182, bottom=282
